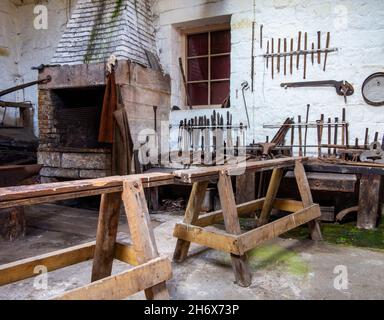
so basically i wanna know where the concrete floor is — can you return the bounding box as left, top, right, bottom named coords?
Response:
left=0, top=204, right=383, bottom=300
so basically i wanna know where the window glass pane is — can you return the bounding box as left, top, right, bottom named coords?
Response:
left=187, top=33, right=208, bottom=57
left=211, top=30, right=231, bottom=54
left=210, top=81, right=230, bottom=105
left=188, top=58, right=208, bottom=81
left=188, top=82, right=209, bottom=105
left=211, top=55, right=230, bottom=80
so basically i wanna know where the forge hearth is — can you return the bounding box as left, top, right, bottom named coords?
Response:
left=37, top=62, right=171, bottom=182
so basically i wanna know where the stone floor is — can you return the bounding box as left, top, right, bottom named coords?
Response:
left=0, top=204, right=383, bottom=300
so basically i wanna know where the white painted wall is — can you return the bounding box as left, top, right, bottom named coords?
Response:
left=0, top=1, right=20, bottom=124
left=153, top=0, right=384, bottom=155
left=0, top=0, right=76, bottom=134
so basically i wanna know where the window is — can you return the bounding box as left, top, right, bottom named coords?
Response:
left=186, top=29, right=231, bottom=107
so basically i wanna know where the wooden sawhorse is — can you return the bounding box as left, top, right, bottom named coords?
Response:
left=0, top=173, right=173, bottom=300
left=173, top=157, right=322, bottom=287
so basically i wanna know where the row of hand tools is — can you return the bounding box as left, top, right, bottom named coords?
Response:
left=175, top=110, right=248, bottom=164
left=263, top=31, right=336, bottom=79
left=263, top=106, right=384, bottom=163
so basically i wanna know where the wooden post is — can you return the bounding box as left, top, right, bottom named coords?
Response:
left=236, top=173, right=256, bottom=204
left=122, top=179, right=169, bottom=300
left=91, top=192, right=122, bottom=282
left=173, top=181, right=209, bottom=262
left=294, top=161, right=323, bottom=240
left=257, top=168, right=284, bottom=226
left=357, top=174, right=381, bottom=229
left=0, top=207, right=26, bottom=241
left=218, top=171, right=252, bottom=287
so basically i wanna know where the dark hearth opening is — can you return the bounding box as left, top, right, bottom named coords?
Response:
left=51, top=86, right=106, bottom=149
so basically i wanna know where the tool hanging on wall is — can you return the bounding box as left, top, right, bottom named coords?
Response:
left=271, top=38, right=274, bottom=79
left=241, top=81, right=251, bottom=128
left=323, top=32, right=330, bottom=71
left=290, top=38, right=293, bottom=75
left=178, top=57, right=192, bottom=110
left=303, top=32, right=308, bottom=79
left=296, top=31, right=301, bottom=70
left=280, top=80, right=354, bottom=102
left=251, top=22, right=256, bottom=92
left=362, top=72, right=384, bottom=106
left=284, top=38, right=287, bottom=76
left=317, top=31, right=321, bottom=65
left=277, top=38, right=281, bottom=73
left=260, top=24, right=263, bottom=49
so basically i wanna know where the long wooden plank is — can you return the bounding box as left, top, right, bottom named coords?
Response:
left=174, top=157, right=307, bottom=183
left=0, top=242, right=95, bottom=286
left=0, top=172, right=174, bottom=203
left=237, top=204, right=321, bottom=254
left=0, top=242, right=137, bottom=286
left=55, top=256, right=172, bottom=300
left=195, top=198, right=303, bottom=227
left=173, top=223, right=240, bottom=255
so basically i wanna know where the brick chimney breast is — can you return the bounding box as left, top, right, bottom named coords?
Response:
left=52, top=0, right=157, bottom=66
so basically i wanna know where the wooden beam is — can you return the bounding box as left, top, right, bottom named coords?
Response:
left=173, top=223, right=240, bottom=255
left=122, top=179, right=169, bottom=300
left=174, top=157, right=306, bottom=183
left=0, top=241, right=137, bottom=287
left=294, top=161, right=323, bottom=240
left=218, top=171, right=252, bottom=287
left=55, top=256, right=172, bottom=300
left=357, top=174, right=381, bottom=229
left=284, top=171, right=357, bottom=193
left=0, top=242, right=95, bottom=286
left=238, top=204, right=321, bottom=254
left=196, top=198, right=265, bottom=227
left=173, top=181, right=209, bottom=262
left=0, top=172, right=174, bottom=203
left=258, top=168, right=285, bottom=226
left=91, top=192, right=122, bottom=282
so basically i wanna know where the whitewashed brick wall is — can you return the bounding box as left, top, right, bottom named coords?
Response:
left=153, top=0, right=384, bottom=154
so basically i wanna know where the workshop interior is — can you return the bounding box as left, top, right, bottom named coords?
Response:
left=0, top=0, right=383, bottom=301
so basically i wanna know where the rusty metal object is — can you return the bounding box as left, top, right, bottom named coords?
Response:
left=0, top=76, right=51, bottom=98
left=280, top=80, right=354, bottom=102
left=360, top=142, right=384, bottom=163
left=323, top=32, right=330, bottom=71
left=362, top=72, right=384, bottom=106
left=296, top=31, right=301, bottom=70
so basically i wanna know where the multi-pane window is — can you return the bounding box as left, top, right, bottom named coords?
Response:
left=186, top=29, right=231, bottom=107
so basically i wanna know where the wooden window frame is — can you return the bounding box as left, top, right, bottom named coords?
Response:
left=181, top=24, right=231, bottom=109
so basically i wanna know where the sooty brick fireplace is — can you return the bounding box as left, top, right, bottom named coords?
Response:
left=37, top=0, right=171, bottom=182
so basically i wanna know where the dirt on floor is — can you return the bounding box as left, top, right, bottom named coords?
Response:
left=0, top=204, right=383, bottom=300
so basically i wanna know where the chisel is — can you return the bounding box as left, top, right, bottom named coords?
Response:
left=303, top=32, right=307, bottom=79
left=271, top=38, right=274, bottom=79
left=297, top=31, right=302, bottom=70
left=317, top=31, right=321, bottom=64
left=284, top=38, right=287, bottom=76
left=323, top=32, right=330, bottom=71
left=277, top=38, right=281, bottom=73
left=266, top=40, right=269, bottom=69
left=311, top=43, right=314, bottom=65
left=290, top=38, right=293, bottom=75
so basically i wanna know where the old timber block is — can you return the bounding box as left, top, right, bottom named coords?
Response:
left=0, top=207, right=26, bottom=241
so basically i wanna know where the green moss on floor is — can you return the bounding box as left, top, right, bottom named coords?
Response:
left=248, top=244, right=309, bottom=277
left=282, top=221, right=384, bottom=251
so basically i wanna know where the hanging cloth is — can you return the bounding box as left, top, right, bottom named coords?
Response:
left=98, top=70, right=117, bottom=143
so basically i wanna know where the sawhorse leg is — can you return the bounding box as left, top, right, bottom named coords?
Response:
left=122, top=179, right=169, bottom=300
left=92, top=192, right=122, bottom=282
left=294, top=161, right=323, bottom=240
left=218, top=170, right=252, bottom=287
left=173, top=181, right=209, bottom=262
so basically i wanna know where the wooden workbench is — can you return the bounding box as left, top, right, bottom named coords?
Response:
left=305, top=159, right=384, bottom=229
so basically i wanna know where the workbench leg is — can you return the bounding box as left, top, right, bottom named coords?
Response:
left=236, top=173, right=256, bottom=204
left=218, top=171, right=252, bottom=287
left=122, top=179, right=169, bottom=300
left=257, top=168, right=284, bottom=226
left=294, top=161, right=323, bottom=241
left=357, top=174, right=381, bottom=230
left=173, top=181, right=209, bottom=263
left=91, top=192, right=122, bottom=282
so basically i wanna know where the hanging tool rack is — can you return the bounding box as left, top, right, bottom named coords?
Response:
left=262, top=31, right=338, bottom=79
